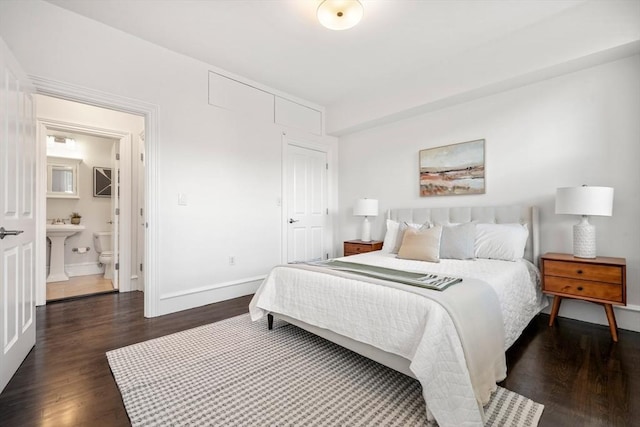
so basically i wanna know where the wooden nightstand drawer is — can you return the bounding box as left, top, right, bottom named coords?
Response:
left=346, top=243, right=373, bottom=254
left=543, top=260, right=622, bottom=284
left=343, top=240, right=383, bottom=257
left=544, top=276, right=623, bottom=303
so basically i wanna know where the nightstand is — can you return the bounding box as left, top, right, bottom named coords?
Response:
left=343, top=240, right=383, bottom=256
left=540, top=252, right=626, bottom=342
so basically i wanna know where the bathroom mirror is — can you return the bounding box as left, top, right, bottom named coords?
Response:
left=47, top=156, right=81, bottom=199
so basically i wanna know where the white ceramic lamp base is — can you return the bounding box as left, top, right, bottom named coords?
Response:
left=361, top=217, right=371, bottom=242
left=573, top=216, right=596, bottom=258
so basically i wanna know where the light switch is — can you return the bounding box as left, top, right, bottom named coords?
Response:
left=178, top=193, right=188, bottom=206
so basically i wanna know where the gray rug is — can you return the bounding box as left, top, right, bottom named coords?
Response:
left=107, top=314, right=543, bottom=426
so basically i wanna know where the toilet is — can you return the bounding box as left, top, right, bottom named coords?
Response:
left=93, top=231, right=114, bottom=280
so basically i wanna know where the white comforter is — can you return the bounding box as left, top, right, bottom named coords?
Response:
left=250, top=253, right=547, bottom=427
left=348, top=253, right=548, bottom=349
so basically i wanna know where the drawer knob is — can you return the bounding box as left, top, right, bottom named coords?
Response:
left=577, top=286, right=584, bottom=291
left=576, top=269, right=583, bottom=274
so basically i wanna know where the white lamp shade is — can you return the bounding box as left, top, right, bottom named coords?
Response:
left=354, top=198, right=378, bottom=217
left=555, top=186, right=614, bottom=217
left=317, top=0, right=363, bottom=31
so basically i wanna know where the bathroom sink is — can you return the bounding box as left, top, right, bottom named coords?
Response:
left=46, top=224, right=85, bottom=282
left=46, top=224, right=85, bottom=237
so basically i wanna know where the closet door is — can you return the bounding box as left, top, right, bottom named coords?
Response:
left=286, top=144, right=327, bottom=263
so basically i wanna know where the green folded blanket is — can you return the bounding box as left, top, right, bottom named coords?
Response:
left=307, top=260, right=462, bottom=291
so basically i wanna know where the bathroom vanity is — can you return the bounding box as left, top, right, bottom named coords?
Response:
left=46, top=224, right=85, bottom=282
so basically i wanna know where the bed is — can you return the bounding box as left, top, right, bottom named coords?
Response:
left=249, top=205, right=548, bottom=427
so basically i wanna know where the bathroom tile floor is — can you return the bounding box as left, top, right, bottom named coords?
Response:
left=46, top=274, right=115, bottom=301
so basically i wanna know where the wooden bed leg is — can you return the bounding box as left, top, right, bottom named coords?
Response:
left=267, top=313, right=273, bottom=330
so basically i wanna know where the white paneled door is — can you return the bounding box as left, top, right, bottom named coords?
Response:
left=286, top=144, right=327, bottom=263
left=0, top=38, right=36, bottom=393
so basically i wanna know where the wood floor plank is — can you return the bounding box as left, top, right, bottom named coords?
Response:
left=0, top=291, right=637, bottom=426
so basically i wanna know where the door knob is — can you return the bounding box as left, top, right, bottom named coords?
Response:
left=288, top=218, right=299, bottom=224
left=0, top=227, right=24, bottom=240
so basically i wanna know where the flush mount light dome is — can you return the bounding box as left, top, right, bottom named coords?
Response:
left=317, top=0, right=363, bottom=30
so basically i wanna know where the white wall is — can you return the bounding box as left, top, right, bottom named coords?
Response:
left=338, top=55, right=640, bottom=332
left=46, top=133, right=114, bottom=275
left=0, top=1, right=337, bottom=316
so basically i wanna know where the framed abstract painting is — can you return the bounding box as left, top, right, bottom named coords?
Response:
left=419, top=139, right=485, bottom=197
left=93, top=167, right=112, bottom=198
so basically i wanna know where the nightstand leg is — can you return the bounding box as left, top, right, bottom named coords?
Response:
left=603, top=304, right=619, bottom=342
left=549, top=296, right=563, bottom=326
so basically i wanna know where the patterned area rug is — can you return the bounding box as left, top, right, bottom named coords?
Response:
left=107, top=314, right=543, bottom=426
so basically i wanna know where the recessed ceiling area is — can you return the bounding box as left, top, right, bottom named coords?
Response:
left=45, top=0, right=640, bottom=134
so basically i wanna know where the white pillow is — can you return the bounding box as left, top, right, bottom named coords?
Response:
left=381, top=219, right=401, bottom=253
left=474, top=223, right=528, bottom=261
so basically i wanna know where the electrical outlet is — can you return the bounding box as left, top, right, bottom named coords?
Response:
left=229, top=256, right=235, bottom=266
left=178, top=193, right=188, bottom=206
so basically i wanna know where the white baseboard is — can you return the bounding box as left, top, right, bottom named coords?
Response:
left=156, top=276, right=264, bottom=317
left=46, top=262, right=104, bottom=278
left=542, top=297, right=640, bottom=333
left=67, top=262, right=104, bottom=277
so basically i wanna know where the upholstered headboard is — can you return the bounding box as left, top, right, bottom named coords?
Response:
left=388, top=205, right=539, bottom=265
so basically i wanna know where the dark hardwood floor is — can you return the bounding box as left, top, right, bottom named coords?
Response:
left=501, top=314, right=640, bottom=427
left=0, top=291, right=637, bottom=426
left=0, top=291, right=252, bottom=426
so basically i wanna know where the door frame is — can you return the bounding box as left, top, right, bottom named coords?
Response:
left=29, top=75, right=160, bottom=317
left=136, top=130, right=145, bottom=291
left=281, top=132, right=337, bottom=264
left=36, top=119, right=133, bottom=303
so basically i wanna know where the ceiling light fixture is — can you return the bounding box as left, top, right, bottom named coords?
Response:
left=317, top=0, right=363, bottom=31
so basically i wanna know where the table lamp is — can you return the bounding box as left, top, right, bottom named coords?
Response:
left=354, top=198, right=378, bottom=242
left=555, top=186, right=614, bottom=258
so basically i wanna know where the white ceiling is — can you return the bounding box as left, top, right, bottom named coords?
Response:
left=41, top=0, right=640, bottom=134
left=47, top=0, right=585, bottom=109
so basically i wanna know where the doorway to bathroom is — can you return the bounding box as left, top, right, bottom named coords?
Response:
left=37, top=95, right=145, bottom=303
